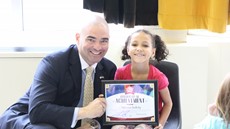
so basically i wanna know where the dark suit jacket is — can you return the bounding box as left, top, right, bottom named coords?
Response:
left=0, top=44, right=117, bottom=129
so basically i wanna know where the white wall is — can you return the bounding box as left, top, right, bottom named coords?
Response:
left=167, top=43, right=209, bottom=129
left=1, top=32, right=230, bottom=129
left=208, top=43, right=230, bottom=103
left=0, top=53, right=45, bottom=114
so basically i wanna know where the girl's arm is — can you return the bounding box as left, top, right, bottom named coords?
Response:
left=157, top=87, right=173, bottom=128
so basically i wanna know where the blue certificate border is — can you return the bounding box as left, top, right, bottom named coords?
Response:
left=101, top=80, right=158, bottom=126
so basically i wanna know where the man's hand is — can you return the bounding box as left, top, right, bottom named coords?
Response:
left=76, top=123, right=92, bottom=129
left=78, top=97, right=106, bottom=120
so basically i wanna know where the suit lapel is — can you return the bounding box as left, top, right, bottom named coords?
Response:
left=94, top=62, right=105, bottom=98
left=69, top=45, right=82, bottom=106
left=68, top=46, right=108, bottom=104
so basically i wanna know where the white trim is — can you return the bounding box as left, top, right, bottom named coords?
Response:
left=0, top=52, right=47, bottom=58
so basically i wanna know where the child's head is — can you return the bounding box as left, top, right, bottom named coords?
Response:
left=121, top=29, right=169, bottom=62
left=216, top=73, right=230, bottom=124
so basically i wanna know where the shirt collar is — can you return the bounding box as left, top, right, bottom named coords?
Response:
left=79, top=53, right=97, bottom=71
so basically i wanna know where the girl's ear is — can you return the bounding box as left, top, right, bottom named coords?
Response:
left=127, top=46, right=131, bottom=55
left=152, top=48, right=156, bottom=55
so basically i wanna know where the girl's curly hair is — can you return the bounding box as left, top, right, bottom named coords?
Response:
left=121, top=29, right=169, bottom=62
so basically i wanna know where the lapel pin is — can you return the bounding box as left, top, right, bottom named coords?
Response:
left=99, top=76, right=104, bottom=79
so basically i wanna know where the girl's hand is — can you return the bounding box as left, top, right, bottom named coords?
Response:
left=153, top=124, right=163, bottom=129
left=208, top=103, right=219, bottom=116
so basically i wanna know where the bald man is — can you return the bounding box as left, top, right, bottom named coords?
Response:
left=0, top=14, right=117, bottom=129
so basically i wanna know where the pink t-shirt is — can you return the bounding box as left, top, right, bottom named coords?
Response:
left=114, top=64, right=169, bottom=112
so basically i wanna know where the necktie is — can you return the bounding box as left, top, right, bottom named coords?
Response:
left=82, top=66, right=94, bottom=125
left=83, top=66, right=94, bottom=106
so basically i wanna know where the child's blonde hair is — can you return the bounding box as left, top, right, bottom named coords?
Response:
left=216, top=73, right=230, bottom=127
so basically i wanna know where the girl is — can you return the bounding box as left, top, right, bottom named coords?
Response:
left=194, top=73, right=230, bottom=129
left=112, top=29, right=172, bottom=129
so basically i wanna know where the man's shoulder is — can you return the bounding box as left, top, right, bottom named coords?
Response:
left=43, top=44, right=77, bottom=62
left=40, top=44, right=79, bottom=68
left=99, top=58, right=117, bottom=70
left=46, top=44, right=76, bottom=58
left=100, top=58, right=115, bottom=65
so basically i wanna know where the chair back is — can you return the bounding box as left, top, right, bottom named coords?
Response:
left=123, top=60, right=182, bottom=129
left=153, top=60, right=182, bottom=129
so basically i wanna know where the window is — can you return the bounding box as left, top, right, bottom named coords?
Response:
left=1, top=0, right=229, bottom=51
left=0, top=0, right=84, bottom=48
left=0, top=0, right=144, bottom=52
left=0, top=0, right=20, bottom=31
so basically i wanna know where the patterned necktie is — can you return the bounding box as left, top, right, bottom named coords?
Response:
left=82, top=66, right=94, bottom=125
left=83, top=66, right=94, bottom=106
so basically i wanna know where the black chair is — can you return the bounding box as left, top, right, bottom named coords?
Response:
left=124, top=60, right=182, bottom=129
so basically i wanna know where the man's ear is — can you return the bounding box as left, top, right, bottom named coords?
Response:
left=75, top=33, right=80, bottom=44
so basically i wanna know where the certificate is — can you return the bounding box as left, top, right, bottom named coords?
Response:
left=101, top=80, right=158, bottom=126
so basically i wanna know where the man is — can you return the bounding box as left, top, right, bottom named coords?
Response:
left=0, top=14, right=116, bottom=129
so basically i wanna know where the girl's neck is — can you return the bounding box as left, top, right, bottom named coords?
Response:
left=131, top=61, right=149, bottom=80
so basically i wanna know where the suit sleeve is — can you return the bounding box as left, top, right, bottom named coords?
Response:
left=28, top=56, right=74, bottom=129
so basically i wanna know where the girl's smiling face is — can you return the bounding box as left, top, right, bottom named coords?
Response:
left=127, top=31, right=156, bottom=63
